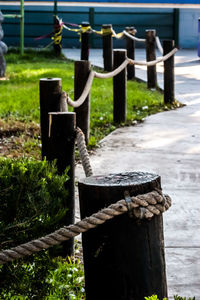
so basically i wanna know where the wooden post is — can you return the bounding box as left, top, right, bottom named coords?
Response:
left=163, top=40, right=175, bottom=104
left=89, top=8, right=94, bottom=48
left=113, top=49, right=127, bottom=123
left=79, top=171, right=168, bottom=300
left=53, top=16, right=62, bottom=56
left=125, top=26, right=135, bottom=80
left=48, top=112, right=76, bottom=256
left=102, top=24, right=113, bottom=71
left=145, top=29, right=157, bottom=89
left=173, top=8, right=180, bottom=47
left=81, top=21, right=90, bottom=61
left=74, top=60, right=91, bottom=144
left=40, top=78, right=63, bottom=159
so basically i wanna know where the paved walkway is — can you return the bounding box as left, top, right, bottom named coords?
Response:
left=63, top=48, right=200, bottom=299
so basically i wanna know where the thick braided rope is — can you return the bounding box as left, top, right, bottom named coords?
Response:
left=0, top=191, right=171, bottom=265
left=76, top=127, right=93, bottom=177
left=128, top=47, right=178, bottom=66
left=67, top=71, right=95, bottom=108
left=67, top=48, right=178, bottom=108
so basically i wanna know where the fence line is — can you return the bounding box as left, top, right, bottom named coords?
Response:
left=62, top=20, right=163, bottom=54
left=67, top=47, right=178, bottom=109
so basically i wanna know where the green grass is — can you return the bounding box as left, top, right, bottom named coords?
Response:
left=0, top=48, right=180, bottom=156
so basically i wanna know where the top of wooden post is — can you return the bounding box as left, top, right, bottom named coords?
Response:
left=40, top=77, right=61, bottom=82
left=145, top=29, right=156, bottom=35
left=79, top=171, right=160, bottom=188
left=102, top=24, right=112, bottom=29
left=81, top=21, right=90, bottom=27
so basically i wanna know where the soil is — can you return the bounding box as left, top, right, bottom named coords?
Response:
left=0, top=118, right=41, bottom=158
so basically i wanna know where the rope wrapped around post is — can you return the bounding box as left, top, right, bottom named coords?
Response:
left=0, top=190, right=171, bottom=265
left=67, top=47, right=178, bottom=108
left=76, top=127, right=93, bottom=177
left=123, top=30, right=146, bottom=42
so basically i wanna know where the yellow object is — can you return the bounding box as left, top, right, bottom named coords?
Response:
left=52, top=25, right=63, bottom=46
left=81, top=25, right=91, bottom=33
left=113, top=31, right=124, bottom=39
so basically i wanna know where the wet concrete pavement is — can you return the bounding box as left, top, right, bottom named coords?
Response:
left=63, top=48, right=200, bottom=299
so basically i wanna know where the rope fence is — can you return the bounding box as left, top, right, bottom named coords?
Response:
left=41, top=16, right=164, bottom=56
left=0, top=189, right=171, bottom=265
left=67, top=47, right=178, bottom=109
left=62, top=22, right=163, bottom=54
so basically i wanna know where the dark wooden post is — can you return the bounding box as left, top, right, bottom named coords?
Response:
left=74, top=60, right=91, bottom=144
left=81, top=22, right=90, bottom=61
left=48, top=112, right=76, bottom=256
left=79, top=171, right=168, bottom=300
left=173, top=8, right=180, bottom=47
left=89, top=8, right=95, bottom=48
left=125, top=26, right=135, bottom=80
left=53, top=16, right=62, bottom=56
left=102, top=24, right=113, bottom=71
left=145, top=29, right=157, bottom=89
left=163, top=40, right=175, bottom=104
left=40, top=78, right=63, bottom=159
left=113, top=49, right=127, bottom=123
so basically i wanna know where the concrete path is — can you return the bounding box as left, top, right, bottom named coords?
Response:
left=63, top=48, right=200, bottom=299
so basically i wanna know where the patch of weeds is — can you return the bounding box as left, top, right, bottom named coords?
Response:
left=0, top=118, right=40, bottom=158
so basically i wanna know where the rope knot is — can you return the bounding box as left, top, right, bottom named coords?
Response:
left=124, top=190, right=172, bottom=220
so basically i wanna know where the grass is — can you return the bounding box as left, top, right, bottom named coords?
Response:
left=0, top=48, right=181, bottom=158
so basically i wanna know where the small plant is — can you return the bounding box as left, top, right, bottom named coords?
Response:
left=0, top=157, right=73, bottom=298
left=145, top=295, right=196, bottom=300
left=0, top=157, right=69, bottom=249
left=145, top=295, right=167, bottom=300
left=174, top=296, right=195, bottom=300
left=46, top=256, right=85, bottom=299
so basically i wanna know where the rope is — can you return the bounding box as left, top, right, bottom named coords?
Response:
left=123, top=30, right=146, bottom=42
left=76, top=127, right=93, bottom=177
left=94, top=59, right=129, bottom=79
left=67, top=47, right=178, bottom=108
left=0, top=190, right=171, bottom=265
left=155, top=36, right=164, bottom=55
left=67, top=71, right=95, bottom=108
left=111, top=29, right=124, bottom=39
left=128, top=47, right=178, bottom=66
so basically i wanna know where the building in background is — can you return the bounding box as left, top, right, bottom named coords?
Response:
left=1, top=0, right=200, bottom=49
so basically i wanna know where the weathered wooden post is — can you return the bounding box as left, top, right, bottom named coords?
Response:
left=79, top=171, right=168, bottom=300
left=145, top=29, right=157, bottom=89
left=125, top=26, right=135, bottom=80
left=113, top=49, right=127, bottom=123
left=74, top=60, right=91, bottom=145
left=48, top=112, right=76, bottom=256
left=40, top=79, right=74, bottom=255
left=163, top=40, right=175, bottom=104
left=102, top=24, right=113, bottom=71
left=81, top=22, right=90, bottom=61
left=40, top=78, right=63, bottom=159
left=89, top=8, right=95, bottom=48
